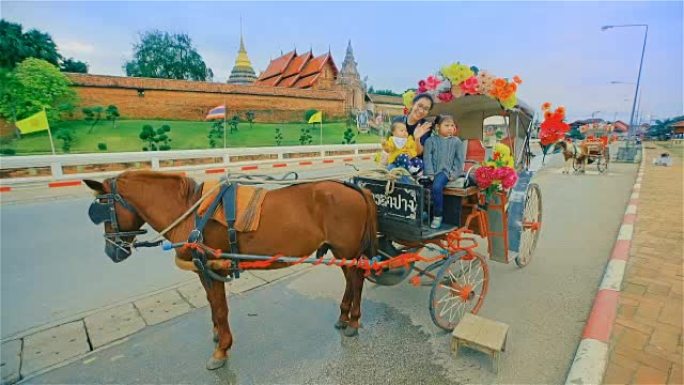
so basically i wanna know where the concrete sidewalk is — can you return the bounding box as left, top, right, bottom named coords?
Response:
left=0, top=265, right=311, bottom=385
left=603, top=146, right=683, bottom=384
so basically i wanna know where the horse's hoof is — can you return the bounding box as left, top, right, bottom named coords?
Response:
left=206, top=356, right=227, bottom=370
left=343, top=326, right=359, bottom=337
left=334, top=320, right=348, bottom=330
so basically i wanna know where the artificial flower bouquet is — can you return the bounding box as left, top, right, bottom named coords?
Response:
left=474, top=143, right=518, bottom=202
left=402, top=62, right=523, bottom=113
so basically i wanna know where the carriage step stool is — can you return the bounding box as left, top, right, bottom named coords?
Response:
left=451, top=313, right=509, bottom=373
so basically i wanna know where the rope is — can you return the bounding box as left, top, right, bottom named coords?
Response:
left=146, top=180, right=226, bottom=243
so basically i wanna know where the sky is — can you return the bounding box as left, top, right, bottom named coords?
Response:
left=2, top=1, right=682, bottom=122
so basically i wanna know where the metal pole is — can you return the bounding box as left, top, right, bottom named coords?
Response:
left=628, top=26, right=648, bottom=137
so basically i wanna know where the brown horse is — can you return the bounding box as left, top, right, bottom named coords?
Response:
left=84, top=170, right=377, bottom=370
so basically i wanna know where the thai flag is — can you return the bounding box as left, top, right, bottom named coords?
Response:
left=205, top=105, right=226, bottom=120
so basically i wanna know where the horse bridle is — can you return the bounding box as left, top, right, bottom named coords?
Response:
left=88, top=177, right=147, bottom=251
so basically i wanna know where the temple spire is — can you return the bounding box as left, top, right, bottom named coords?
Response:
left=227, top=22, right=257, bottom=85
left=338, top=39, right=361, bottom=86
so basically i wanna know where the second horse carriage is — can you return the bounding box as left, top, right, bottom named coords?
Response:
left=574, top=122, right=615, bottom=174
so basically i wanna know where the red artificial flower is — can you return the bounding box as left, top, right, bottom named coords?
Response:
left=418, top=80, right=427, bottom=94
left=437, top=91, right=454, bottom=102
left=460, top=76, right=479, bottom=95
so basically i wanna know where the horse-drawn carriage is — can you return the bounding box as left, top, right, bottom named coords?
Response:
left=85, top=64, right=544, bottom=370
left=354, top=94, right=542, bottom=330
left=573, top=122, right=614, bottom=173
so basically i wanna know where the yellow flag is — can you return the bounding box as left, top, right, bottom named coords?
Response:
left=16, top=110, right=50, bottom=134
left=308, top=111, right=322, bottom=124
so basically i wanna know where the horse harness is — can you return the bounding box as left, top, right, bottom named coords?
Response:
left=88, top=178, right=148, bottom=251
left=186, top=181, right=241, bottom=287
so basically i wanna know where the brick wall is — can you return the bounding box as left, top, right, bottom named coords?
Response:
left=67, top=73, right=348, bottom=123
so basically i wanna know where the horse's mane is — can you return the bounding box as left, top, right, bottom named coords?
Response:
left=118, top=170, right=198, bottom=203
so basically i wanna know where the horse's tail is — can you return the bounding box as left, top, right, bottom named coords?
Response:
left=358, top=188, right=378, bottom=259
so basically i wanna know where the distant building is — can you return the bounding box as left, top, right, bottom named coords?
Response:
left=255, top=49, right=338, bottom=90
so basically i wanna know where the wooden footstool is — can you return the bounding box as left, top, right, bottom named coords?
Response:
left=451, top=313, right=509, bottom=373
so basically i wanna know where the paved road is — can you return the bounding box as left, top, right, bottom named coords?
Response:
left=0, top=164, right=370, bottom=339
left=28, top=159, right=638, bottom=384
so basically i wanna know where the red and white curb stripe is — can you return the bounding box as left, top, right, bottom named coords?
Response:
left=565, top=159, right=645, bottom=385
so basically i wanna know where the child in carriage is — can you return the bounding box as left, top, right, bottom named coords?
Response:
left=423, top=114, right=465, bottom=229
left=380, top=120, right=424, bottom=176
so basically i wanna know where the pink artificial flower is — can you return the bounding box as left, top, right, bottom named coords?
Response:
left=437, top=91, right=454, bottom=102
left=460, top=76, right=479, bottom=95
left=425, top=75, right=441, bottom=91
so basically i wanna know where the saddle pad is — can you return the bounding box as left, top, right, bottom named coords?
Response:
left=197, top=181, right=267, bottom=232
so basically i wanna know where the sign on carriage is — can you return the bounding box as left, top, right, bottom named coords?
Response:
left=354, top=178, right=421, bottom=222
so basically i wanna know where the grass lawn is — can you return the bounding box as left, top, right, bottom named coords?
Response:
left=0, top=119, right=382, bottom=155
left=657, top=141, right=684, bottom=159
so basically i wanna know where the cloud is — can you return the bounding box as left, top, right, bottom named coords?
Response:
left=56, top=39, right=95, bottom=56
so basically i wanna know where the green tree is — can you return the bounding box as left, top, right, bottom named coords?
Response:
left=567, top=127, right=585, bottom=140
left=105, top=105, right=120, bottom=127
left=0, top=20, right=61, bottom=68
left=0, top=58, right=77, bottom=123
left=82, top=106, right=104, bottom=133
left=207, top=120, right=225, bottom=148
left=342, top=126, right=356, bottom=144
left=124, top=30, right=213, bottom=81
left=228, top=115, right=240, bottom=134
left=299, top=126, right=312, bottom=145
left=274, top=127, right=283, bottom=146
left=139, top=124, right=172, bottom=151
left=245, top=111, right=255, bottom=129
left=372, top=89, right=401, bottom=96
left=60, top=57, right=88, bottom=73
left=55, top=128, right=74, bottom=153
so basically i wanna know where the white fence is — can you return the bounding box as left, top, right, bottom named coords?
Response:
left=0, top=144, right=381, bottom=185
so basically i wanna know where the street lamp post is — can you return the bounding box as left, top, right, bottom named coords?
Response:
left=591, top=110, right=601, bottom=119
left=602, top=24, right=648, bottom=137
left=609, top=81, right=641, bottom=127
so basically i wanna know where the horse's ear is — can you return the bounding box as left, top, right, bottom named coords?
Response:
left=83, top=179, right=104, bottom=193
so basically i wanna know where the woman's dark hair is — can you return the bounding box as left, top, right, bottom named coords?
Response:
left=434, top=114, right=455, bottom=126
left=412, top=93, right=434, bottom=109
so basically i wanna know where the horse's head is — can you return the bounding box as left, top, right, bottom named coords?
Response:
left=552, top=139, right=569, bottom=153
left=84, top=177, right=146, bottom=263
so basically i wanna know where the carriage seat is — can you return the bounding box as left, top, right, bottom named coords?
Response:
left=442, top=139, right=485, bottom=197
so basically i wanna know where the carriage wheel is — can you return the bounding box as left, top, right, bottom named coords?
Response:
left=429, top=252, right=489, bottom=331
left=365, top=236, right=415, bottom=286
left=515, top=183, right=543, bottom=267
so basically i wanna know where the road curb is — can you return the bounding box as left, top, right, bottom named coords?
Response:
left=564, top=157, right=645, bottom=385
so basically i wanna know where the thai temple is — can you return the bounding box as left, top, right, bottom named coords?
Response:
left=226, top=32, right=258, bottom=85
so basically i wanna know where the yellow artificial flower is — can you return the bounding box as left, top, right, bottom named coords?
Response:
left=402, top=90, right=416, bottom=108
left=440, top=63, right=474, bottom=85
left=501, top=94, right=517, bottom=110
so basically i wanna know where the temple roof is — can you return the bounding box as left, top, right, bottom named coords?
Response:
left=255, top=50, right=337, bottom=89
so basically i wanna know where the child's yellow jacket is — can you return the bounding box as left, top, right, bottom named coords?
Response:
left=383, top=136, right=418, bottom=164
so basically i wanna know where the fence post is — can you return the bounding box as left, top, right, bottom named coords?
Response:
left=50, top=162, right=63, bottom=179
left=151, top=157, right=160, bottom=170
